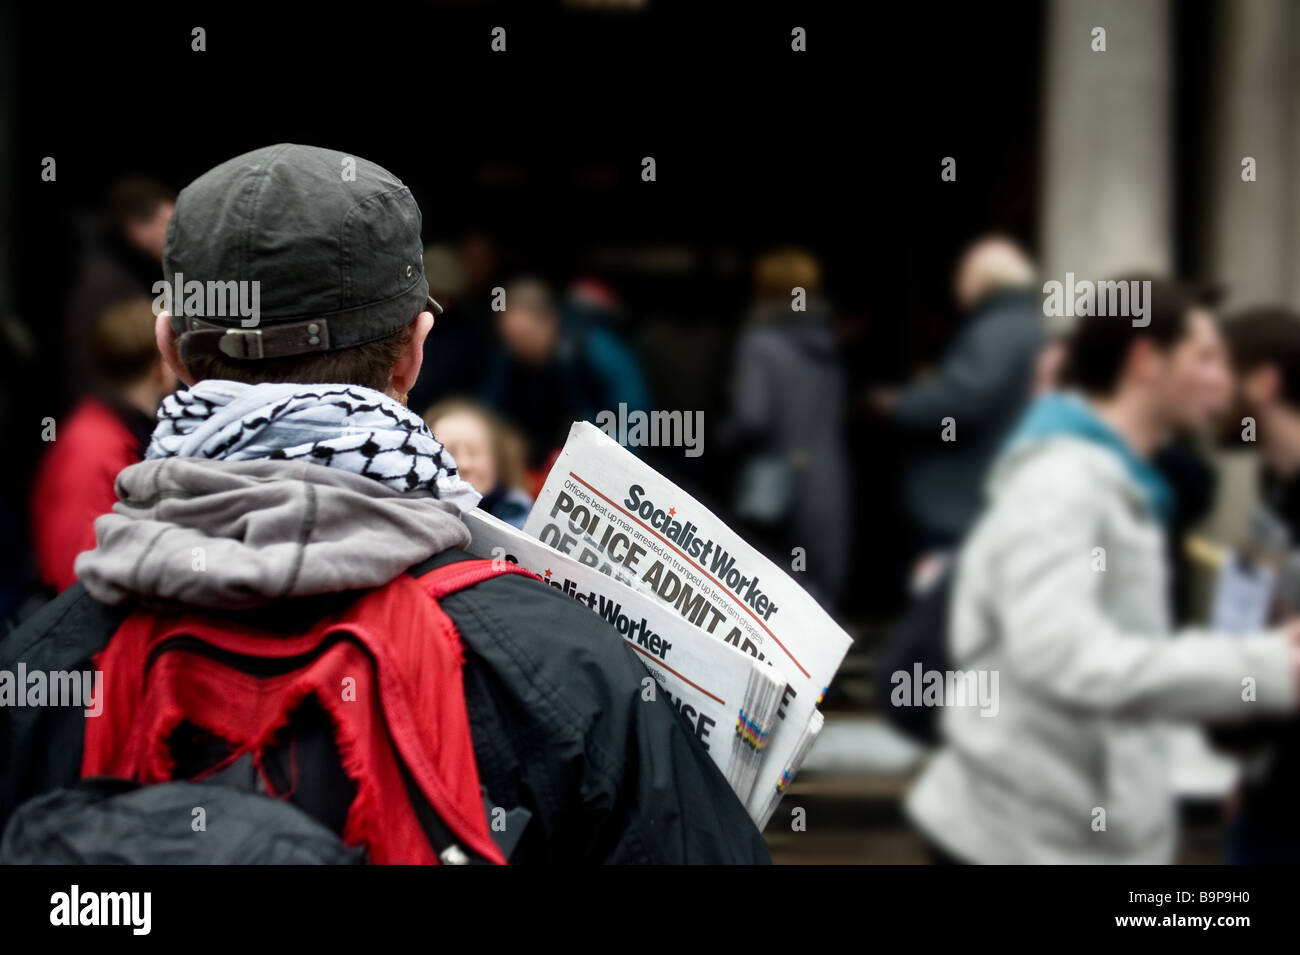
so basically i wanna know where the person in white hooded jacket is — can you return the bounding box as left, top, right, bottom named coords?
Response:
left=906, top=277, right=1300, bottom=864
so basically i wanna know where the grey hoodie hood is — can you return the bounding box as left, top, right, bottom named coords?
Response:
left=75, top=456, right=471, bottom=609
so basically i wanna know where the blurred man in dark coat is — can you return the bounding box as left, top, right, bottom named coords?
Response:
left=872, top=236, right=1044, bottom=552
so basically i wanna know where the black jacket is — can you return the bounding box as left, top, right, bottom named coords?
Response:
left=0, top=548, right=771, bottom=864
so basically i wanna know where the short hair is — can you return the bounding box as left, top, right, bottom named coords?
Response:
left=183, top=322, right=415, bottom=393
left=1223, top=306, right=1300, bottom=408
left=106, top=176, right=176, bottom=227
left=504, top=278, right=557, bottom=317
left=1062, top=276, right=1217, bottom=397
left=754, top=247, right=822, bottom=299
left=91, top=297, right=163, bottom=386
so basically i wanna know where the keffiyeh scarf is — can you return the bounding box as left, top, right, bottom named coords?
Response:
left=147, top=380, right=482, bottom=513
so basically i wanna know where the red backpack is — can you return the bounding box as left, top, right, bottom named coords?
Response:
left=83, top=558, right=539, bottom=865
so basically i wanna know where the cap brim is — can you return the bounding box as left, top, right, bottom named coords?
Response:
left=426, top=295, right=444, bottom=316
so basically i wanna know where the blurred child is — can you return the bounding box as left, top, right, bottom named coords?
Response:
left=30, top=297, right=177, bottom=592
left=424, top=398, right=534, bottom=528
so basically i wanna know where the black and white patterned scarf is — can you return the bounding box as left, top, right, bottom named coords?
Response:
left=147, top=380, right=482, bottom=512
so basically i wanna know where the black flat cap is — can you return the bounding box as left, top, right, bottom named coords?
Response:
left=163, top=143, right=440, bottom=362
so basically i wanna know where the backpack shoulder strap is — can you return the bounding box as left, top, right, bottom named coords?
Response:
left=418, top=557, right=541, bottom=601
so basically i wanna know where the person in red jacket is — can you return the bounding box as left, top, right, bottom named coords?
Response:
left=30, top=297, right=176, bottom=592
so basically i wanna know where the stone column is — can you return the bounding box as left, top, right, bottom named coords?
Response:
left=1040, top=0, right=1172, bottom=328
left=1204, top=0, right=1297, bottom=313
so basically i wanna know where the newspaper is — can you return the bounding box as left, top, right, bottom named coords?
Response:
left=462, top=507, right=785, bottom=809
left=754, top=709, right=825, bottom=830
left=522, top=422, right=852, bottom=824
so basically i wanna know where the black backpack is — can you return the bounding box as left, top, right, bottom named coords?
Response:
left=0, top=777, right=367, bottom=864
left=873, top=567, right=953, bottom=746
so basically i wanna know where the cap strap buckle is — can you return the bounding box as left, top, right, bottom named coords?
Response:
left=218, top=328, right=265, bottom=360
left=177, top=317, right=333, bottom=362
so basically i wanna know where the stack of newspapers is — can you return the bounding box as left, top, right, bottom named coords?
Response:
left=462, top=422, right=852, bottom=829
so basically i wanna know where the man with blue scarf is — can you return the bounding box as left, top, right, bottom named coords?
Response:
left=907, top=277, right=1300, bottom=864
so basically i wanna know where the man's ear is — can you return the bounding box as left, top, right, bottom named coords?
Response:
left=155, top=311, right=196, bottom=387
left=1248, top=364, right=1282, bottom=406
left=1124, top=336, right=1157, bottom=386
left=388, top=310, right=435, bottom=401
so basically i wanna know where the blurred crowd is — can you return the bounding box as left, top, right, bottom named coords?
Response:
left=872, top=241, right=1300, bottom=865
left=13, top=172, right=1300, bottom=865
left=10, top=174, right=868, bottom=616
